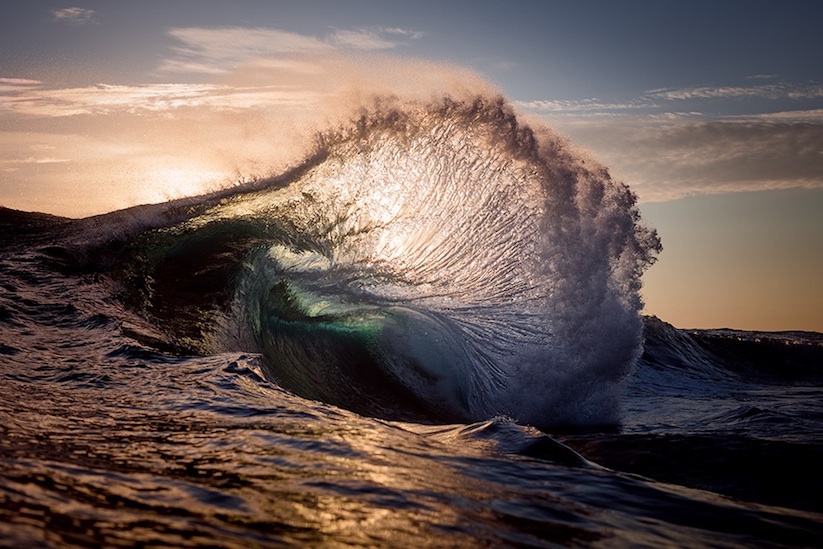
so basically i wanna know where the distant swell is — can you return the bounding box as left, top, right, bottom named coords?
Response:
left=76, top=95, right=660, bottom=429
left=641, top=316, right=823, bottom=383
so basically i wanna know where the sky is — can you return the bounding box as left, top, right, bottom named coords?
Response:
left=1, top=1, right=822, bottom=332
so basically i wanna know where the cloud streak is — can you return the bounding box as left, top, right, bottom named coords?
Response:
left=513, top=98, right=656, bottom=115
left=646, top=82, right=823, bottom=101
left=52, top=7, right=97, bottom=25
left=0, top=80, right=322, bottom=117
left=159, top=26, right=424, bottom=74
left=518, top=80, right=823, bottom=119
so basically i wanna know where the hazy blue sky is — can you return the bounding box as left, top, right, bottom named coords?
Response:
left=1, top=1, right=822, bottom=331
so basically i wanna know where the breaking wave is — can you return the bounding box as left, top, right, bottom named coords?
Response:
left=78, top=95, right=660, bottom=429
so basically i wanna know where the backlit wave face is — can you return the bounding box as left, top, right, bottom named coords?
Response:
left=128, top=95, right=660, bottom=429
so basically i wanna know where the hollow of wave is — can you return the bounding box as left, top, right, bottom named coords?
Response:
left=99, top=96, right=660, bottom=430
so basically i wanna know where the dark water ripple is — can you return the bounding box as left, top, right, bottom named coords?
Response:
left=0, top=248, right=821, bottom=547
left=2, top=345, right=823, bottom=547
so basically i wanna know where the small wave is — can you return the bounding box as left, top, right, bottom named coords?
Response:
left=417, top=418, right=592, bottom=467
left=642, top=316, right=823, bottom=383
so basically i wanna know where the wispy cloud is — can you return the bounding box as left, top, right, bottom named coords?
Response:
left=519, top=80, right=823, bottom=119
left=646, top=82, right=823, bottom=101
left=0, top=78, right=42, bottom=92
left=52, top=7, right=97, bottom=25
left=1, top=156, right=69, bottom=172
left=742, top=109, right=823, bottom=122
left=329, top=27, right=424, bottom=49
left=0, top=80, right=322, bottom=117
left=0, top=78, right=41, bottom=86
left=159, top=26, right=424, bottom=74
left=514, top=98, right=656, bottom=115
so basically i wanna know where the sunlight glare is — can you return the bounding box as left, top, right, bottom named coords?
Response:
left=138, top=165, right=231, bottom=205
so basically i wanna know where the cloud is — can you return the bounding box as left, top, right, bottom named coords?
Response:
left=514, top=98, right=656, bottom=115
left=52, top=7, right=97, bottom=25
left=0, top=78, right=41, bottom=86
left=743, top=109, right=823, bottom=122
left=518, top=79, right=823, bottom=119
left=646, top=82, right=823, bottom=101
left=159, top=26, right=424, bottom=74
left=0, top=78, right=42, bottom=93
left=519, top=71, right=823, bottom=200
left=547, top=115, right=823, bottom=202
left=329, top=27, right=425, bottom=49
left=0, top=156, right=69, bottom=172
left=379, top=27, right=427, bottom=40
left=163, top=27, right=331, bottom=74
left=0, top=80, right=322, bottom=117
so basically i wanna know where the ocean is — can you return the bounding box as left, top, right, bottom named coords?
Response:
left=1, top=96, right=821, bottom=547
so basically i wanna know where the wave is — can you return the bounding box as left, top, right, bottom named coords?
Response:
left=16, top=95, right=661, bottom=430
left=641, top=316, right=823, bottom=383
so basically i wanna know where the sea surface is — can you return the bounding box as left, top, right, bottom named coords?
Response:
left=1, top=97, right=821, bottom=547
